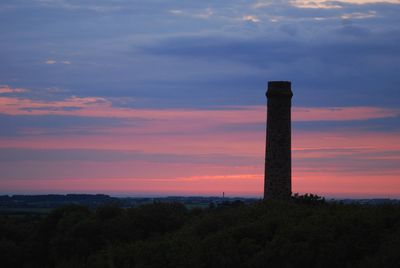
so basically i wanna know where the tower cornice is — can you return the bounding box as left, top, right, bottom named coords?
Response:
left=266, top=81, right=293, bottom=99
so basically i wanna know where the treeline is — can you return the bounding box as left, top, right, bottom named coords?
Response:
left=0, top=194, right=258, bottom=210
left=0, top=194, right=118, bottom=208
left=1, top=197, right=400, bottom=267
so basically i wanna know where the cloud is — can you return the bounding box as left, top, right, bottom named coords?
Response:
left=242, top=15, right=260, bottom=23
left=1, top=128, right=399, bottom=197
left=169, top=7, right=213, bottom=19
left=0, top=93, right=398, bottom=123
left=252, top=2, right=273, bottom=9
left=290, top=0, right=400, bottom=9
left=36, top=0, right=122, bottom=13
left=3, top=94, right=400, bottom=123
left=0, top=85, right=28, bottom=94
left=293, top=107, right=399, bottom=121
left=340, top=11, right=377, bottom=19
left=292, top=129, right=400, bottom=195
left=1, top=0, right=399, bottom=110
left=290, top=0, right=342, bottom=9
left=0, top=148, right=256, bottom=167
left=0, top=95, right=108, bottom=116
left=44, top=60, right=71, bottom=65
left=135, top=28, right=400, bottom=108
left=0, top=113, right=125, bottom=137
left=45, top=59, right=57, bottom=65
left=169, top=9, right=183, bottom=15
left=253, top=0, right=400, bottom=10
left=138, top=28, right=400, bottom=67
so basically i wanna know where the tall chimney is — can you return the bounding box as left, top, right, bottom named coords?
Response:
left=264, top=81, right=293, bottom=199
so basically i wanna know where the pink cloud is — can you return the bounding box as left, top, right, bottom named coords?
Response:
left=293, top=107, right=399, bottom=121
left=2, top=169, right=399, bottom=198
left=0, top=85, right=28, bottom=94
left=293, top=130, right=400, bottom=153
left=1, top=126, right=399, bottom=197
left=0, top=176, right=262, bottom=197
left=0, top=94, right=398, bottom=124
left=1, top=93, right=400, bottom=197
left=293, top=170, right=400, bottom=198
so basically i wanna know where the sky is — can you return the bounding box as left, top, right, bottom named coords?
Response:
left=0, top=0, right=399, bottom=198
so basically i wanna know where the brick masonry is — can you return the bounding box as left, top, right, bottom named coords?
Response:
left=264, top=81, right=293, bottom=199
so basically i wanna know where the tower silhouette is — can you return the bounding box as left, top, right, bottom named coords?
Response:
left=264, top=81, right=293, bottom=199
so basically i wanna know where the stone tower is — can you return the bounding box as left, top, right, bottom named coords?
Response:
left=264, top=81, right=293, bottom=199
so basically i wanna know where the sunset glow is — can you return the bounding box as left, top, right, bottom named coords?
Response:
left=1, top=0, right=399, bottom=198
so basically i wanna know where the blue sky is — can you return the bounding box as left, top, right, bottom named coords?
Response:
left=0, top=0, right=399, bottom=197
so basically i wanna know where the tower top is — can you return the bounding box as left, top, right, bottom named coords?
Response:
left=267, top=81, right=293, bottom=99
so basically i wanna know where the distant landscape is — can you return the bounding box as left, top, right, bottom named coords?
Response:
left=1, top=194, right=399, bottom=216
left=0, top=194, right=258, bottom=215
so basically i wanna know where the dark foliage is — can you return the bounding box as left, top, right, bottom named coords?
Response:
left=1, top=197, right=400, bottom=267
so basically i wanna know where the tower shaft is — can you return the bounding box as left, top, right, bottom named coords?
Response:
left=264, top=81, right=293, bottom=199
